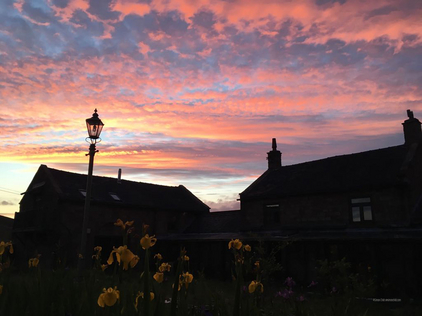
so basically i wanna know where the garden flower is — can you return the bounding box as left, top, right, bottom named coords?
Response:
left=0, top=241, right=13, bottom=255
left=101, top=264, right=108, bottom=271
left=97, top=287, right=120, bottom=307
left=154, top=253, right=163, bottom=260
left=140, top=291, right=155, bottom=300
left=308, top=281, right=318, bottom=288
left=107, top=245, right=138, bottom=270
left=179, top=272, right=194, bottom=290
left=182, top=255, right=189, bottom=261
left=254, top=261, right=260, bottom=269
left=153, top=272, right=164, bottom=283
left=228, top=239, right=242, bottom=250
left=92, top=246, right=102, bottom=260
left=135, top=291, right=154, bottom=310
left=244, top=244, right=251, bottom=252
left=28, top=255, right=41, bottom=268
left=276, top=289, right=294, bottom=299
left=159, top=262, right=171, bottom=272
left=248, top=280, right=264, bottom=294
left=285, top=277, right=296, bottom=288
left=114, top=219, right=134, bottom=230
left=140, top=234, right=157, bottom=249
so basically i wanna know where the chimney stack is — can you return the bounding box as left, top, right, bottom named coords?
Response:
left=267, top=138, right=282, bottom=170
left=117, top=168, right=122, bottom=184
left=402, top=110, right=421, bottom=145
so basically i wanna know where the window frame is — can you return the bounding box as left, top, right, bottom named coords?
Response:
left=350, top=197, right=373, bottom=224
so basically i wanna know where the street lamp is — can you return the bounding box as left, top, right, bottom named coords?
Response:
left=78, top=109, right=104, bottom=274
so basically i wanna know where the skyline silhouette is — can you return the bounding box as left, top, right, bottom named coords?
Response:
left=1, top=0, right=421, bottom=217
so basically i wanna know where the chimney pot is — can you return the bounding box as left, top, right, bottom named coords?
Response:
left=402, top=109, right=421, bottom=145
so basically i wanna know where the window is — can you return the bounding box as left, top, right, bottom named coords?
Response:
left=79, top=189, right=86, bottom=197
left=109, top=192, right=121, bottom=201
left=351, top=197, right=373, bottom=222
left=264, top=204, right=280, bottom=225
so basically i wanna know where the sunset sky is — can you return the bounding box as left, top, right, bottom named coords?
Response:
left=1, top=0, right=421, bottom=218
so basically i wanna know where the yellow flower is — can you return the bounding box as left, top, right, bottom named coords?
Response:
left=178, top=272, right=194, bottom=290
left=92, top=246, right=102, bottom=260
left=0, top=285, right=3, bottom=295
left=182, top=255, right=189, bottom=261
left=107, top=246, right=138, bottom=270
left=159, top=262, right=171, bottom=272
left=101, top=264, right=108, bottom=271
left=153, top=272, right=164, bottom=283
left=28, top=255, right=41, bottom=268
left=140, top=234, right=157, bottom=250
left=114, top=219, right=134, bottom=230
left=0, top=241, right=13, bottom=255
left=228, top=239, right=242, bottom=250
left=135, top=291, right=154, bottom=310
left=244, top=245, right=251, bottom=252
left=78, top=253, right=83, bottom=259
left=98, top=287, right=120, bottom=307
left=154, top=253, right=163, bottom=260
left=248, top=281, right=264, bottom=294
left=254, top=261, right=260, bottom=269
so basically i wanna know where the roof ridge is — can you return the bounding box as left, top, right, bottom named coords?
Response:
left=45, top=165, right=181, bottom=189
left=282, top=144, right=405, bottom=168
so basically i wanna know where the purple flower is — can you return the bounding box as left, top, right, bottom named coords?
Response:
left=297, top=295, right=305, bottom=302
left=284, top=277, right=296, bottom=288
left=276, top=288, right=294, bottom=299
left=307, top=281, right=318, bottom=288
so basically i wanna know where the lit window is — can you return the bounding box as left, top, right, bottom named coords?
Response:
left=351, top=197, right=372, bottom=222
left=109, top=192, right=120, bottom=201
left=79, top=189, right=86, bottom=197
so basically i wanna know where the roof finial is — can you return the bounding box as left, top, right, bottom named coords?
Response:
left=272, top=138, right=277, bottom=151
left=407, top=109, right=414, bottom=120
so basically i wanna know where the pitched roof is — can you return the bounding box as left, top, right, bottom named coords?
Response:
left=241, top=144, right=410, bottom=200
left=30, top=165, right=209, bottom=213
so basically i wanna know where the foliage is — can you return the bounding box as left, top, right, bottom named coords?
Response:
left=0, top=228, right=421, bottom=316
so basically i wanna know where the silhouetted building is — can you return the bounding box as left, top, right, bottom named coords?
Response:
left=13, top=165, right=209, bottom=266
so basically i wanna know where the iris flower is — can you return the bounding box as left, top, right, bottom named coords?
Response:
left=28, top=255, right=41, bottom=268
left=107, top=246, right=139, bottom=270
left=114, top=219, right=134, bottom=230
left=153, top=272, right=164, bottom=283
left=140, top=234, right=157, bottom=249
left=248, top=281, right=264, bottom=294
left=0, top=241, right=13, bottom=255
left=228, top=239, right=242, bottom=250
left=98, top=287, right=120, bottom=307
left=158, top=262, right=171, bottom=272
left=178, top=272, right=194, bottom=290
left=244, top=245, right=251, bottom=252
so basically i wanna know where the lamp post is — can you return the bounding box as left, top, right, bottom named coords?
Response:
left=77, top=109, right=104, bottom=274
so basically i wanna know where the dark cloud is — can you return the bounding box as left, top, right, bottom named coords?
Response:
left=315, top=0, right=346, bottom=5
left=70, top=9, right=104, bottom=37
left=1, top=201, right=14, bottom=206
left=87, top=0, right=120, bottom=20
left=52, top=0, right=69, bottom=9
left=191, top=10, right=216, bottom=29
left=22, top=2, right=53, bottom=24
left=365, top=5, right=398, bottom=20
